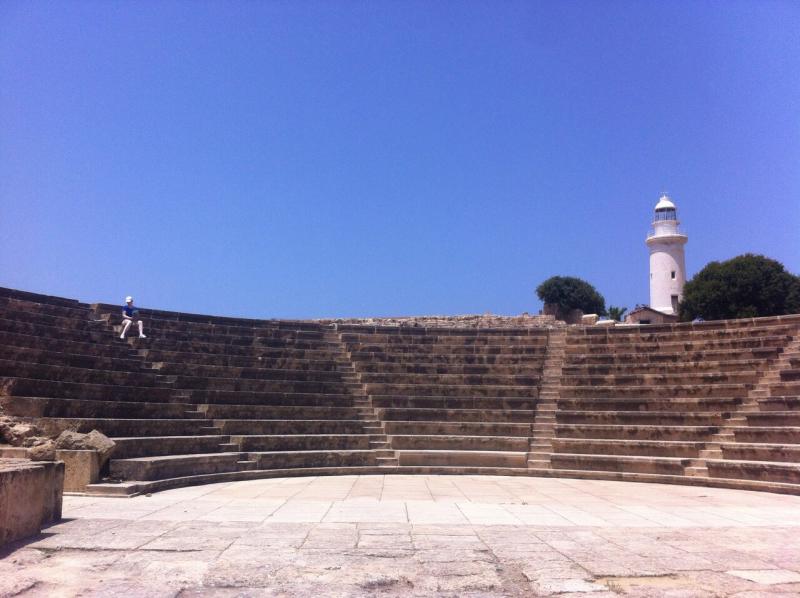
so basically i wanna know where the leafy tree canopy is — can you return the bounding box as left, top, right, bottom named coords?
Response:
left=679, top=253, right=800, bottom=321
left=536, top=276, right=606, bottom=316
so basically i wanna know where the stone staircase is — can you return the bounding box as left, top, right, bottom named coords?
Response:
left=527, top=328, right=566, bottom=471
left=325, top=327, right=398, bottom=467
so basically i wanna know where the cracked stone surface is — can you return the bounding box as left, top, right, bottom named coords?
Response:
left=2, top=475, right=800, bottom=597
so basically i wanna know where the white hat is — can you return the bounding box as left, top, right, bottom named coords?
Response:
left=125, top=296, right=133, bottom=303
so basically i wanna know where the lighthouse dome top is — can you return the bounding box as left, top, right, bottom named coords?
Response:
left=655, top=194, right=676, bottom=211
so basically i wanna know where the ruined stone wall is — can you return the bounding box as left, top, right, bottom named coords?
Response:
left=317, top=313, right=562, bottom=329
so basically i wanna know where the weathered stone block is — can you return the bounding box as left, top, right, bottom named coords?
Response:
left=0, top=458, right=64, bottom=547
left=55, top=450, right=100, bottom=491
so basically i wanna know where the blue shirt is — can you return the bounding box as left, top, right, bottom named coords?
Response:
left=123, top=305, right=138, bottom=317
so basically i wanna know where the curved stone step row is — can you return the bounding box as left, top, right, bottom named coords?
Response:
left=180, top=389, right=358, bottom=407
left=0, top=290, right=86, bottom=312
left=561, top=371, right=759, bottom=387
left=340, top=334, right=548, bottom=346
left=556, top=411, right=732, bottom=425
left=706, top=460, right=800, bottom=485
left=555, top=424, right=720, bottom=441
left=137, top=341, right=342, bottom=359
left=383, top=421, right=532, bottom=437
left=567, top=325, right=797, bottom=345
left=0, top=309, right=101, bottom=332
left=561, top=383, right=751, bottom=399
left=352, top=361, right=545, bottom=375
left=201, top=404, right=360, bottom=420
left=376, top=407, right=535, bottom=423
left=565, top=336, right=792, bottom=355
left=0, top=396, right=195, bottom=419
left=564, top=347, right=782, bottom=365
left=169, top=374, right=357, bottom=394
left=0, top=345, right=150, bottom=373
left=562, top=359, right=770, bottom=375
left=141, top=350, right=347, bottom=370
left=2, top=377, right=176, bottom=403
left=335, top=323, right=550, bottom=336
left=139, top=334, right=342, bottom=351
left=397, top=450, right=527, bottom=468
left=348, top=351, right=546, bottom=364
left=214, top=419, right=369, bottom=435
left=758, top=396, right=800, bottom=411
left=364, top=383, right=538, bottom=398
left=388, top=434, right=529, bottom=451
left=0, top=317, right=120, bottom=344
left=152, top=360, right=349, bottom=378
left=0, top=359, right=165, bottom=389
left=720, top=443, right=800, bottom=463
left=357, top=372, right=541, bottom=386
left=348, top=344, right=547, bottom=356
left=230, top=434, right=371, bottom=451
left=732, top=427, right=800, bottom=443
left=556, top=397, right=743, bottom=412
left=527, top=467, right=800, bottom=496
left=0, top=330, right=140, bottom=360
left=768, top=382, right=800, bottom=396
left=113, top=435, right=232, bottom=459
left=552, top=438, right=705, bottom=457
left=370, top=396, right=537, bottom=410
left=14, top=416, right=215, bottom=437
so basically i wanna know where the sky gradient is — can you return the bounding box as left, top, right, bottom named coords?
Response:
left=2, top=1, right=798, bottom=319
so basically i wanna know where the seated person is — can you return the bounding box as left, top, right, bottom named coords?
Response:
left=120, top=296, right=146, bottom=339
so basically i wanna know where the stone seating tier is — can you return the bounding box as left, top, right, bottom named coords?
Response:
left=564, top=336, right=792, bottom=354
left=0, top=287, right=798, bottom=496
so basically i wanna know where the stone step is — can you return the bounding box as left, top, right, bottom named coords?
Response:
left=555, top=424, right=720, bottom=441
left=720, top=443, right=800, bottom=463
left=376, top=407, right=535, bottom=423
left=230, top=434, right=372, bottom=451
left=706, top=459, right=800, bottom=484
left=387, top=434, right=529, bottom=452
left=248, top=450, right=378, bottom=469
left=556, top=411, right=728, bottom=425
left=0, top=396, right=193, bottom=419
left=731, top=426, right=800, bottom=444
left=110, top=452, right=242, bottom=481
left=370, top=396, right=538, bottom=410
left=396, top=450, right=527, bottom=468
left=560, top=383, right=752, bottom=399
left=112, top=436, right=231, bottom=459
left=14, top=416, right=212, bottom=438
left=551, top=453, right=690, bottom=475
left=215, top=419, right=370, bottom=435
left=203, top=404, right=361, bottom=420
left=384, top=421, right=532, bottom=437
left=551, top=438, right=705, bottom=458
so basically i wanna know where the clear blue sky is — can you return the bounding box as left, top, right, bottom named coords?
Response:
left=2, top=1, right=798, bottom=319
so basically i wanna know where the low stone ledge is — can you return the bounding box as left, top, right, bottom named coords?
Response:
left=0, top=458, right=64, bottom=547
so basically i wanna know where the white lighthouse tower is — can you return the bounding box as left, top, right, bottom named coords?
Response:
left=646, top=193, right=688, bottom=315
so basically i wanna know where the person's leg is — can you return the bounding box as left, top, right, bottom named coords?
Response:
left=137, top=320, right=146, bottom=338
left=120, top=319, right=132, bottom=339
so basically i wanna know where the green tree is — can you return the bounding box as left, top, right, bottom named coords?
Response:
left=607, top=306, right=628, bottom=322
left=678, top=254, right=800, bottom=321
left=536, top=276, right=606, bottom=316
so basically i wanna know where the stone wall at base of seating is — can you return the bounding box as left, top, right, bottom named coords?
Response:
left=0, top=458, right=64, bottom=547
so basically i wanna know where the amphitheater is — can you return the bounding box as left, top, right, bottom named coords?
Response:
left=2, top=285, right=800, bottom=596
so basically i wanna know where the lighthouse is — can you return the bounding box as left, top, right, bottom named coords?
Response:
left=646, top=193, right=688, bottom=315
